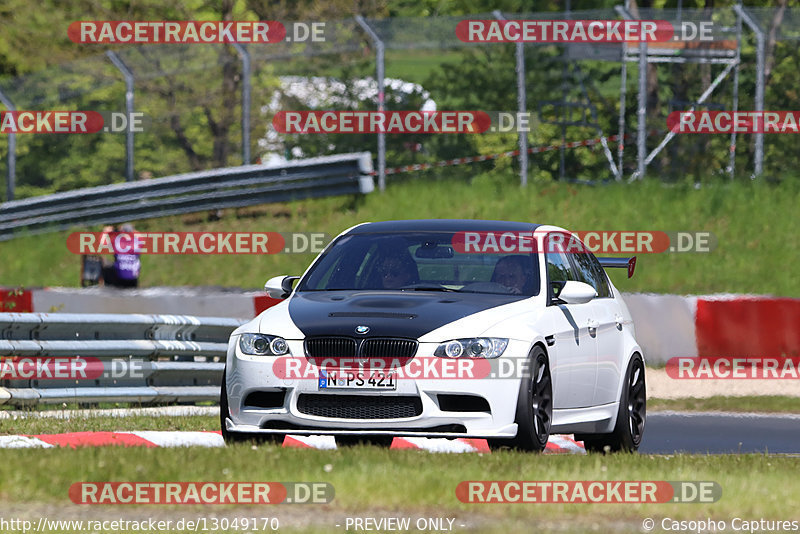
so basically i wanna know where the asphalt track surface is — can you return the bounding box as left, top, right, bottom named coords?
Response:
left=639, top=411, right=800, bottom=454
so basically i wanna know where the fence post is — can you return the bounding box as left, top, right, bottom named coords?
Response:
left=619, top=3, right=648, bottom=181
left=355, top=15, right=386, bottom=192
left=493, top=11, right=528, bottom=186
left=729, top=6, right=743, bottom=178
left=0, top=88, right=15, bottom=201
left=615, top=3, right=629, bottom=181
left=106, top=51, right=135, bottom=182
left=735, top=4, right=765, bottom=178
left=232, top=43, right=251, bottom=165
left=636, top=36, right=647, bottom=180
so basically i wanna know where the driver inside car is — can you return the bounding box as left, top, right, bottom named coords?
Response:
left=492, top=255, right=532, bottom=294
left=377, top=251, right=419, bottom=289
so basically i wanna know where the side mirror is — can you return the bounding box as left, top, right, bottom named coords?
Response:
left=557, top=281, right=597, bottom=305
left=549, top=280, right=567, bottom=300
left=265, top=275, right=300, bottom=299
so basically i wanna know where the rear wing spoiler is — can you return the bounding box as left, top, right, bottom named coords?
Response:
left=598, top=257, right=636, bottom=278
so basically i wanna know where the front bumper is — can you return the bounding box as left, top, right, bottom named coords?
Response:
left=225, top=339, right=529, bottom=439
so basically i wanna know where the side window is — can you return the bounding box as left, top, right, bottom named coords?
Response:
left=545, top=250, right=575, bottom=300
left=569, top=251, right=611, bottom=298
left=588, top=254, right=612, bottom=298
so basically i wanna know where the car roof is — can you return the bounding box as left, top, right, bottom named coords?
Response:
left=347, top=219, right=541, bottom=234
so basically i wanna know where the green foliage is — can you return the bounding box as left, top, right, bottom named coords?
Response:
left=0, top=1, right=798, bottom=197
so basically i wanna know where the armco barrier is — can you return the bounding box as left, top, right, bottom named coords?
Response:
left=0, top=152, right=374, bottom=241
left=0, top=312, right=245, bottom=406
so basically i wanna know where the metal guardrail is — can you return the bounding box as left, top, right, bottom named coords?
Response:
left=0, top=312, right=245, bottom=406
left=0, top=152, right=374, bottom=241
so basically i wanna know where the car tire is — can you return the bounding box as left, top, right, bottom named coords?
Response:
left=578, top=353, right=646, bottom=454
left=335, top=435, right=394, bottom=447
left=220, top=370, right=285, bottom=446
left=489, top=346, right=552, bottom=452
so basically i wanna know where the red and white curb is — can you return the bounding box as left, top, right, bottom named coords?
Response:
left=0, top=431, right=585, bottom=454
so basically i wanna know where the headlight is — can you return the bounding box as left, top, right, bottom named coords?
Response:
left=239, top=333, right=290, bottom=356
left=434, top=338, right=508, bottom=359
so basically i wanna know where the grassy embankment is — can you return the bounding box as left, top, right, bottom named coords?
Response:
left=1, top=175, right=798, bottom=296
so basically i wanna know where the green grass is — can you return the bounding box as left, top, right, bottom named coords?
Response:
left=648, top=396, right=800, bottom=414
left=385, top=49, right=464, bottom=82
left=1, top=175, right=799, bottom=296
left=0, top=414, right=217, bottom=435
left=0, top=446, right=798, bottom=530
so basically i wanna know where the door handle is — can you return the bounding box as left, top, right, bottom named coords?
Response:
left=587, top=319, right=599, bottom=335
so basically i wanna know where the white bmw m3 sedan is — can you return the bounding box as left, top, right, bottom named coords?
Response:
left=221, top=219, right=646, bottom=452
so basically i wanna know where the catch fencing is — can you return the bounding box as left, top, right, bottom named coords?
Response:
left=2, top=6, right=798, bottom=202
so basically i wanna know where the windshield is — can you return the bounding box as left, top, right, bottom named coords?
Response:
left=298, top=231, right=540, bottom=296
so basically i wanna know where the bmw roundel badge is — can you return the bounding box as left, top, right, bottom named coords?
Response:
left=355, top=325, right=370, bottom=335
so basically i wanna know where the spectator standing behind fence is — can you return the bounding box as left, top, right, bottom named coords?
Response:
left=101, top=223, right=141, bottom=288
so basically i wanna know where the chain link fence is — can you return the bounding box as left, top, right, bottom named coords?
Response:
left=1, top=7, right=797, bottom=202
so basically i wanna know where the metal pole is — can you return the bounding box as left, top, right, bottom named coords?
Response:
left=617, top=48, right=628, bottom=180
left=494, top=10, right=528, bottom=186
left=0, top=88, right=15, bottom=201
left=233, top=43, right=251, bottom=165
left=355, top=15, right=386, bottom=192
left=735, top=4, right=764, bottom=178
left=616, top=4, right=629, bottom=181
left=618, top=3, right=647, bottom=181
left=106, top=51, right=135, bottom=182
left=515, top=41, right=528, bottom=186
left=729, top=6, right=743, bottom=178
left=559, top=2, right=571, bottom=181
left=636, top=39, right=647, bottom=180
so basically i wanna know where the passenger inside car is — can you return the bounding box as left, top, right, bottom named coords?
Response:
left=491, top=255, right=534, bottom=294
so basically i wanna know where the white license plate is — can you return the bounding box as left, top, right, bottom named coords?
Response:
left=319, top=370, right=397, bottom=390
